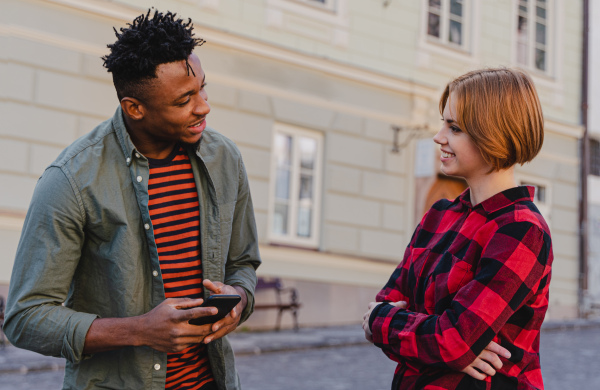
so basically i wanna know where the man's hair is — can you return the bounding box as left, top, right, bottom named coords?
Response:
left=102, top=9, right=205, bottom=101
left=439, top=67, right=544, bottom=171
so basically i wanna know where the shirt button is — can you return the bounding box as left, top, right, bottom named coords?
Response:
left=144, top=223, right=150, bottom=230
left=152, top=270, right=158, bottom=277
left=136, top=153, right=141, bottom=158
left=137, top=176, right=143, bottom=182
left=154, top=363, right=161, bottom=371
left=126, top=157, right=131, bottom=164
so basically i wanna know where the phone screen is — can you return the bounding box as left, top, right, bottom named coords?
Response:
left=188, top=294, right=241, bottom=326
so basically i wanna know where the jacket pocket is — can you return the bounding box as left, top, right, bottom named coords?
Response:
left=410, top=248, right=432, bottom=280
left=446, top=256, right=473, bottom=294
left=432, top=253, right=473, bottom=309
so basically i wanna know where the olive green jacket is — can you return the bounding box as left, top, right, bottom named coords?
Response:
left=4, top=107, right=261, bottom=390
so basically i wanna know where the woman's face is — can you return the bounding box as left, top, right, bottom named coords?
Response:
left=433, top=94, right=491, bottom=182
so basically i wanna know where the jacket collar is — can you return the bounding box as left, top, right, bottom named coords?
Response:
left=457, top=185, right=535, bottom=214
left=112, top=105, right=212, bottom=166
left=112, top=106, right=145, bottom=166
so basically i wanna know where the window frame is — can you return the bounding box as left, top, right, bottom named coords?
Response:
left=267, top=124, right=324, bottom=248
left=591, top=138, right=600, bottom=177
left=266, top=0, right=349, bottom=46
left=513, top=0, right=554, bottom=76
left=424, top=0, right=472, bottom=52
left=291, top=0, right=336, bottom=12
left=516, top=173, right=552, bottom=227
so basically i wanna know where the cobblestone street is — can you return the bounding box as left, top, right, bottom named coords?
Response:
left=0, top=326, right=598, bottom=389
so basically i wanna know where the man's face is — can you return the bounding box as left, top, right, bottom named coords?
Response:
left=136, top=53, right=210, bottom=150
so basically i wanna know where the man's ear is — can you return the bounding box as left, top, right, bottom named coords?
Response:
left=120, top=97, right=145, bottom=121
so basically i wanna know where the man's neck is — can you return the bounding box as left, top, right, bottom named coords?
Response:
left=123, top=116, right=176, bottom=159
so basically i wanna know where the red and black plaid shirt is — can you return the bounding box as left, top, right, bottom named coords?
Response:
left=370, top=186, right=553, bottom=390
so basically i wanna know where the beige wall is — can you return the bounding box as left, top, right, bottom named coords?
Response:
left=0, top=0, right=584, bottom=325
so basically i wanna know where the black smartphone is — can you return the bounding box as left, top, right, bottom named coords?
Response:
left=188, top=294, right=241, bottom=326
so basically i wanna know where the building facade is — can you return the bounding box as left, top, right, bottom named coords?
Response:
left=587, top=0, right=600, bottom=316
left=0, top=0, right=584, bottom=328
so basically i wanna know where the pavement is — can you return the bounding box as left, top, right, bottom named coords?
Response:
left=1, top=318, right=600, bottom=375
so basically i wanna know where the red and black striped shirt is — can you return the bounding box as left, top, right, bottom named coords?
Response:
left=148, top=145, right=214, bottom=390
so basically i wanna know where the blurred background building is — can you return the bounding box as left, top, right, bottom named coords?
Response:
left=0, top=0, right=591, bottom=328
left=587, top=0, right=600, bottom=317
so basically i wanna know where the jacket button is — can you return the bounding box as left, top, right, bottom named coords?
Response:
left=137, top=176, right=143, bottom=182
left=154, top=364, right=161, bottom=370
left=152, top=270, right=158, bottom=277
left=144, top=223, right=150, bottom=230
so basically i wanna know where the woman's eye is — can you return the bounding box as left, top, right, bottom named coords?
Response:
left=450, top=126, right=462, bottom=133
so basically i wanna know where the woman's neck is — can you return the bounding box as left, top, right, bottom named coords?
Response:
left=467, top=167, right=517, bottom=206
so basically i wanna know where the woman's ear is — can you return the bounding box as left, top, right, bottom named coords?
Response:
left=120, top=97, right=145, bottom=121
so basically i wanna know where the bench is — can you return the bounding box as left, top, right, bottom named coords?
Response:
left=0, top=295, right=6, bottom=348
left=254, top=277, right=301, bottom=331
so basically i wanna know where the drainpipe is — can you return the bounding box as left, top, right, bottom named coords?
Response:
left=579, top=0, right=590, bottom=318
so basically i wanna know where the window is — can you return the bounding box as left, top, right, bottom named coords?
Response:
left=268, top=125, right=324, bottom=247
left=523, top=182, right=547, bottom=203
left=518, top=176, right=551, bottom=226
left=296, top=0, right=335, bottom=11
left=591, top=139, right=600, bottom=177
left=426, top=0, right=468, bottom=48
left=266, top=0, right=349, bottom=46
left=516, top=0, right=551, bottom=72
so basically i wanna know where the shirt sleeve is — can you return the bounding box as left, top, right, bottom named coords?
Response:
left=223, top=157, right=261, bottom=324
left=375, top=220, right=425, bottom=306
left=369, top=220, right=550, bottom=371
left=3, top=167, right=98, bottom=363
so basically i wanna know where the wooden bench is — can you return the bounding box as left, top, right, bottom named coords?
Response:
left=254, top=277, right=301, bottom=331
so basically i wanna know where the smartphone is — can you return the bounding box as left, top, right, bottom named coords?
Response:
left=188, top=294, right=241, bottom=326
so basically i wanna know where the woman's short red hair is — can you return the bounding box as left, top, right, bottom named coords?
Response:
left=439, top=67, right=544, bottom=171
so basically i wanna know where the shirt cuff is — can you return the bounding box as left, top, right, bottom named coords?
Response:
left=61, top=312, right=99, bottom=363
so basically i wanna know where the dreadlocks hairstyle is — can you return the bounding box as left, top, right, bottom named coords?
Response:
left=102, top=9, right=206, bottom=101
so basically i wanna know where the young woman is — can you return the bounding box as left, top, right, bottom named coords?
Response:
left=363, top=68, right=552, bottom=389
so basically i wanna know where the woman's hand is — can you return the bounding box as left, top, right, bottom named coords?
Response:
left=362, top=301, right=407, bottom=343
left=461, top=340, right=511, bottom=380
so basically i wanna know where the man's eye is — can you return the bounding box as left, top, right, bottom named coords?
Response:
left=178, top=99, right=190, bottom=106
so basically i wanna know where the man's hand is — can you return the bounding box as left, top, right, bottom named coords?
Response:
left=136, top=297, right=220, bottom=352
left=362, top=301, right=407, bottom=343
left=200, top=279, right=247, bottom=344
left=460, top=340, right=511, bottom=381
left=83, top=280, right=248, bottom=354
left=84, top=297, right=220, bottom=354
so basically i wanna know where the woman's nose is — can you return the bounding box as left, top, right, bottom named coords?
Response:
left=433, top=128, right=446, bottom=145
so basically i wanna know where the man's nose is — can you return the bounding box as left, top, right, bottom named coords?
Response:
left=194, top=96, right=210, bottom=116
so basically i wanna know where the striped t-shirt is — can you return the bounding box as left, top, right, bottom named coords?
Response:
left=148, top=145, right=214, bottom=390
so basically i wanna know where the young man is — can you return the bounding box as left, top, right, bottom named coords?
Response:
left=4, top=10, right=261, bottom=390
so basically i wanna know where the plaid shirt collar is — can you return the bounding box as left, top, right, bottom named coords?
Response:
left=456, top=185, right=535, bottom=214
